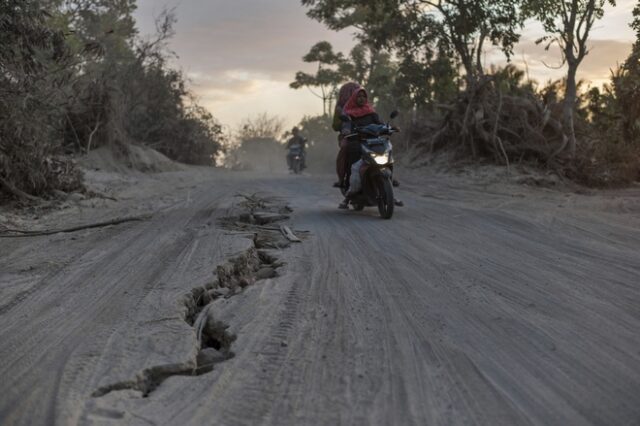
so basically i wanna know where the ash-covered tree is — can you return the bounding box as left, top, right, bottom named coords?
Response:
left=55, top=2, right=224, bottom=164
left=303, top=0, right=524, bottom=84
left=302, top=0, right=405, bottom=49
left=390, top=8, right=458, bottom=108
left=524, top=0, right=617, bottom=157
left=405, top=0, right=524, bottom=87
left=290, top=41, right=345, bottom=116
left=300, top=0, right=520, bottom=102
left=575, top=0, right=640, bottom=185
left=612, top=0, right=640, bottom=144
left=338, top=43, right=399, bottom=108
left=0, top=0, right=82, bottom=199
left=48, top=0, right=139, bottom=151
left=300, top=0, right=407, bottom=104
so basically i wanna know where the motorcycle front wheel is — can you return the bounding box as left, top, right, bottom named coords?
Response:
left=377, top=176, right=394, bottom=219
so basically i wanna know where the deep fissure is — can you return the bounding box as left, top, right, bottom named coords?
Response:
left=92, top=195, right=295, bottom=399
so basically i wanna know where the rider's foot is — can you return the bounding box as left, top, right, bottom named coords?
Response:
left=394, top=198, right=404, bottom=207
left=338, top=198, right=349, bottom=209
left=392, top=179, right=400, bottom=187
left=333, top=181, right=341, bottom=188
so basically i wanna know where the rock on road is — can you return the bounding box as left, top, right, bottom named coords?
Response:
left=1, top=169, right=639, bottom=425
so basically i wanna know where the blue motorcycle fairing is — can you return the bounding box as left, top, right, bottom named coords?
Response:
left=356, top=124, right=389, bottom=136
left=364, top=138, right=388, bottom=154
left=288, top=145, right=302, bottom=155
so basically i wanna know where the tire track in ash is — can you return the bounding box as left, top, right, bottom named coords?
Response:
left=216, top=174, right=640, bottom=426
left=0, top=184, right=233, bottom=425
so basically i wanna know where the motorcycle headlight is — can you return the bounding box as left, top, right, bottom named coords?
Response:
left=373, top=153, right=390, bottom=165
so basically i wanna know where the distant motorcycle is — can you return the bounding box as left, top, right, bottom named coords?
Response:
left=287, top=141, right=305, bottom=174
left=340, top=111, right=399, bottom=219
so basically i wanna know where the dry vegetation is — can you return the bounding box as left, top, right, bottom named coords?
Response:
left=2, top=0, right=639, bottom=205
left=295, top=0, right=640, bottom=187
left=0, top=1, right=225, bottom=203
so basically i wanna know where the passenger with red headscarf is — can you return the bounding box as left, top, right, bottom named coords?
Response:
left=333, top=82, right=361, bottom=187
left=332, top=82, right=361, bottom=132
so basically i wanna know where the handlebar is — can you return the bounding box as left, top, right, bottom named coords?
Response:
left=344, top=124, right=399, bottom=139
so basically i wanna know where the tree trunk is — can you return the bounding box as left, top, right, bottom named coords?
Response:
left=460, top=51, right=476, bottom=90
left=564, top=62, right=578, bottom=158
left=475, top=30, right=487, bottom=77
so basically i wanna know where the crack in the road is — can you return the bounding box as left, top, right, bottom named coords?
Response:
left=92, top=195, right=295, bottom=399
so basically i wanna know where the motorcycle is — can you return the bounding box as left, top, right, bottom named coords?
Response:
left=340, top=111, right=399, bottom=219
left=287, top=142, right=305, bottom=174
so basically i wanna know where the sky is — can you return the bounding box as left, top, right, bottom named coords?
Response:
left=133, top=0, right=636, bottom=130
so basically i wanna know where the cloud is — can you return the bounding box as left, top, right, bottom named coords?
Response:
left=134, top=0, right=354, bottom=125
left=187, top=70, right=271, bottom=105
left=136, top=0, right=354, bottom=79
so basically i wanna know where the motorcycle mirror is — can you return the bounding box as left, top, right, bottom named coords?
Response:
left=340, top=113, right=351, bottom=122
left=390, top=110, right=399, bottom=119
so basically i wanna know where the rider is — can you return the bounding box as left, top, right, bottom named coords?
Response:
left=286, top=127, right=307, bottom=171
left=338, top=88, right=403, bottom=209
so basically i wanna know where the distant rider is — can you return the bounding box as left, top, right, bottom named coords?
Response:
left=286, top=127, right=307, bottom=171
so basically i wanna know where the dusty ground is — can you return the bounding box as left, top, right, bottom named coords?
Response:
left=1, top=158, right=639, bottom=425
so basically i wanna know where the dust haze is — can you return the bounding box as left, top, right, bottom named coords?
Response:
left=226, top=126, right=337, bottom=175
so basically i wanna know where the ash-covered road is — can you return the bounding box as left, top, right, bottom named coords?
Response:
left=1, top=170, right=639, bottom=425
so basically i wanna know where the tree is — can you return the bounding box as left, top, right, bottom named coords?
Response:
left=302, top=0, right=405, bottom=49
left=612, top=0, right=640, bottom=144
left=405, top=0, right=524, bottom=87
left=53, top=0, right=139, bottom=149
left=55, top=3, right=225, bottom=164
left=300, top=0, right=407, bottom=105
left=303, top=0, right=524, bottom=84
left=0, top=0, right=82, bottom=199
left=300, top=0, right=523, bottom=102
left=237, top=113, right=285, bottom=142
left=338, top=44, right=371, bottom=85
left=391, top=52, right=457, bottom=109
left=290, top=41, right=345, bottom=115
left=525, top=0, right=616, bottom=157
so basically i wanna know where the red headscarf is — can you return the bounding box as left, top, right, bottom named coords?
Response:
left=343, top=88, right=376, bottom=118
left=337, top=82, right=361, bottom=109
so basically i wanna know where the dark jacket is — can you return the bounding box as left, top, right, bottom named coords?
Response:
left=286, top=135, right=306, bottom=150
left=341, top=112, right=382, bottom=134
